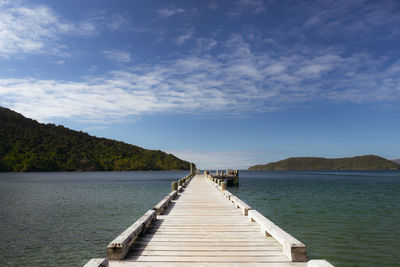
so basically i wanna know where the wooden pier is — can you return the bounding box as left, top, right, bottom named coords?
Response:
left=85, top=171, right=333, bottom=267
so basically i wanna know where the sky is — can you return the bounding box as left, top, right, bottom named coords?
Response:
left=0, top=0, right=400, bottom=169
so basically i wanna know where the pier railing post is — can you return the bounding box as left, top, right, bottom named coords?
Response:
left=221, top=182, right=227, bottom=191
left=171, top=182, right=178, bottom=191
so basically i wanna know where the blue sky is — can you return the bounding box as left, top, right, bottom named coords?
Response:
left=1, top=0, right=399, bottom=169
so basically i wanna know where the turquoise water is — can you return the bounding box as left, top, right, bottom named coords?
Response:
left=0, top=171, right=399, bottom=266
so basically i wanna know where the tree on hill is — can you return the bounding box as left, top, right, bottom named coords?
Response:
left=249, top=155, right=400, bottom=170
left=0, top=107, right=192, bottom=172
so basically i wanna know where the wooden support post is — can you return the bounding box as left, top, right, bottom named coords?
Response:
left=221, top=182, right=227, bottom=191
left=171, top=182, right=178, bottom=191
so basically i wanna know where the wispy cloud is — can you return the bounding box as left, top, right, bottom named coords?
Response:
left=0, top=2, right=129, bottom=58
left=157, top=7, right=185, bottom=18
left=1, top=33, right=400, bottom=124
left=107, top=14, right=130, bottom=32
left=195, top=38, right=218, bottom=52
left=290, top=0, right=400, bottom=41
left=227, top=0, right=266, bottom=16
left=175, top=29, right=194, bottom=45
left=0, top=1, right=72, bottom=57
left=103, top=49, right=131, bottom=63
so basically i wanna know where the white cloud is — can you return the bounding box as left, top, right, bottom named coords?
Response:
left=107, top=14, right=130, bottom=31
left=298, top=0, right=400, bottom=40
left=157, top=7, right=185, bottom=18
left=175, top=29, right=193, bottom=45
left=228, top=0, right=266, bottom=16
left=103, top=49, right=131, bottom=63
left=0, top=2, right=128, bottom=58
left=0, top=2, right=72, bottom=57
left=195, top=38, right=218, bottom=52
left=1, top=34, right=400, bottom=124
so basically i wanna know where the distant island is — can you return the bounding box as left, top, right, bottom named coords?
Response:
left=0, top=107, right=192, bottom=172
left=393, top=159, right=400, bottom=164
left=249, top=155, right=400, bottom=170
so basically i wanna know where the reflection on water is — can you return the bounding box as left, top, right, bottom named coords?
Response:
left=0, top=170, right=399, bottom=266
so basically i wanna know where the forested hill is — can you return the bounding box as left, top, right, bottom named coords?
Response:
left=0, top=107, right=191, bottom=172
left=249, top=155, right=400, bottom=170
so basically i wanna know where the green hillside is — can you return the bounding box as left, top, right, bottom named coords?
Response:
left=0, top=107, right=191, bottom=172
left=249, top=155, right=400, bottom=170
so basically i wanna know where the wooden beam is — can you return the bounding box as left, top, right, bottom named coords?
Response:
left=223, top=190, right=233, bottom=200
left=106, top=210, right=156, bottom=260
left=307, top=260, right=334, bottom=267
left=153, top=196, right=172, bottom=215
left=83, top=258, right=108, bottom=267
left=230, top=196, right=252, bottom=215
left=248, top=209, right=307, bottom=262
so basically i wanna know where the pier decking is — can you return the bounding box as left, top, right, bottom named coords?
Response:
left=85, top=173, right=333, bottom=267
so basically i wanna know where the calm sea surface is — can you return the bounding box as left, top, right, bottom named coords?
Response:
left=0, top=170, right=399, bottom=266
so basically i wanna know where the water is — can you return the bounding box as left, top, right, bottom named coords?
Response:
left=0, top=171, right=187, bottom=266
left=0, top=171, right=399, bottom=266
left=229, top=171, right=400, bottom=267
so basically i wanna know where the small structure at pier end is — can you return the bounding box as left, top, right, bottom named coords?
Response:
left=204, top=169, right=239, bottom=186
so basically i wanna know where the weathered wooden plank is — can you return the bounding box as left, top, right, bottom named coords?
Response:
left=142, top=232, right=265, bottom=240
left=248, top=209, right=307, bottom=262
left=153, top=224, right=260, bottom=228
left=139, top=237, right=271, bottom=242
left=130, top=245, right=283, bottom=251
left=124, top=255, right=291, bottom=262
left=152, top=226, right=256, bottom=230
left=128, top=250, right=285, bottom=256
left=108, top=261, right=307, bottom=267
left=133, top=241, right=281, bottom=246
left=147, top=229, right=261, bottom=233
